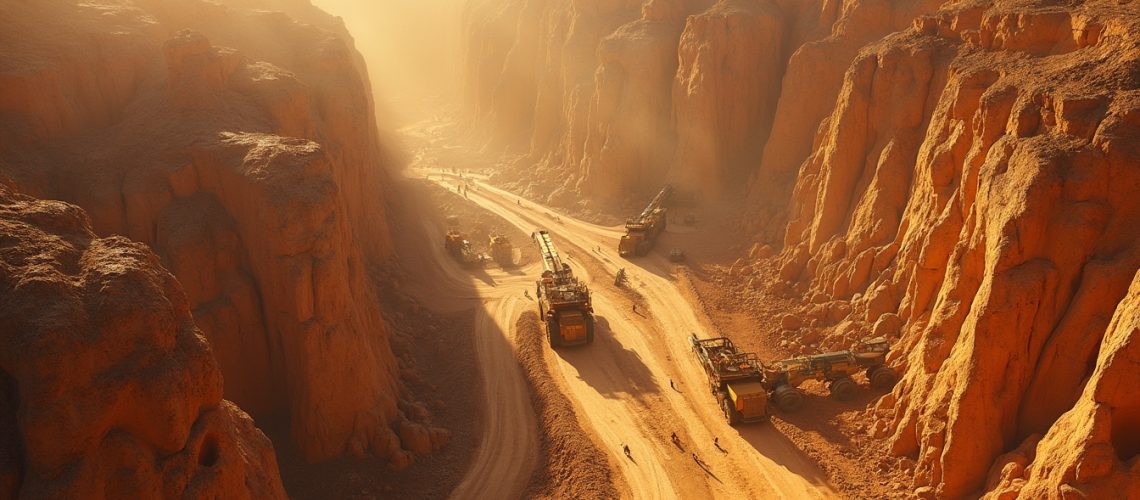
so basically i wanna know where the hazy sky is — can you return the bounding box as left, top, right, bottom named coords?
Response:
left=311, top=0, right=463, bottom=121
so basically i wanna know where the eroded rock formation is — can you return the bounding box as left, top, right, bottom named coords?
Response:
left=0, top=183, right=285, bottom=498
left=463, top=0, right=950, bottom=203
left=0, top=0, right=443, bottom=466
left=769, top=1, right=1140, bottom=497
left=466, top=0, right=1140, bottom=497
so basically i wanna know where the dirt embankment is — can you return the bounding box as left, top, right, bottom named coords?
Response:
left=514, top=312, right=619, bottom=499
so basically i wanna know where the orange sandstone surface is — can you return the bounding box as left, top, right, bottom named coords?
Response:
left=0, top=0, right=444, bottom=469
left=464, top=0, right=1140, bottom=496
left=0, top=183, right=285, bottom=499
left=773, top=2, right=1140, bottom=497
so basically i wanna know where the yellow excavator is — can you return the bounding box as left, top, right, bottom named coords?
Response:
left=619, top=185, right=671, bottom=257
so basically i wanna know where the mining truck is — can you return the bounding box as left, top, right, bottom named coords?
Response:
left=689, top=335, right=770, bottom=424
left=763, top=337, right=898, bottom=411
left=619, top=185, right=671, bottom=257
left=444, top=230, right=483, bottom=266
left=488, top=234, right=513, bottom=267
left=533, top=230, right=595, bottom=347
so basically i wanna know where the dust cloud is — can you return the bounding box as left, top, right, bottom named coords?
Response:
left=311, top=0, right=463, bottom=124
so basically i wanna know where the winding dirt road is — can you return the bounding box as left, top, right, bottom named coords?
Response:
left=422, top=172, right=836, bottom=499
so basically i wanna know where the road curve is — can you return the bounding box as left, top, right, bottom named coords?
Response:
left=426, top=171, right=837, bottom=499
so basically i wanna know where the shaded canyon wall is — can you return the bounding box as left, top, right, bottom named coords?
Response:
left=0, top=182, right=286, bottom=498
left=0, top=0, right=444, bottom=467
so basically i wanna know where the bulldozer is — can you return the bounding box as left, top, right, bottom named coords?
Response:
left=762, top=337, right=897, bottom=411
left=444, top=230, right=483, bottom=266
left=618, top=185, right=671, bottom=257
left=689, top=335, right=770, bottom=424
left=488, top=234, right=513, bottom=267
left=533, top=230, right=594, bottom=347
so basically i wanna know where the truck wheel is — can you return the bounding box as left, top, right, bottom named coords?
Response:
left=773, top=385, right=804, bottom=413
left=828, top=377, right=856, bottom=401
left=547, top=318, right=561, bottom=348
left=584, top=314, right=596, bottom=345
left=869, top=366, right=897, bottom=390
left=636, top=240, right=651, bottom=256
left=721, top=398, right=741, bottom=426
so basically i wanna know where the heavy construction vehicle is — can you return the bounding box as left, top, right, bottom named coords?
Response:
left=619, top=185, right=671, bottom=257
left=532, top=230, right=595, bottom=347
left=763, top=337, right=897, bottom=411
left=689, top=335, right=770, bottom=424
left=488, top=234, right=513, bottom=267
left=444, top=230, right=483, bottom=266
left=689, top=335, right=897, bottom=415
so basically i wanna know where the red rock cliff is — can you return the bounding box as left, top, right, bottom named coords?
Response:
left=464, top=0, right=1140, bottom=496
left=0, top=183, right=285, bottom=499
left=0, top=0, right=441, bottom=465
left=462, top=0, right=948, bottom=203
left=768, top=1, right=1140, bottom=497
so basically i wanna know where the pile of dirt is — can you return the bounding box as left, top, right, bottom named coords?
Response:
left=0, top=183, right=285, bottom=498
left=514, top=312, right=619, bottom=499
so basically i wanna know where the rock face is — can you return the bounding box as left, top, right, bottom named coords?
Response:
left=1007, top=270, right=1140, bottom=499
left=462, top=0, right=949, bottom=203
left=671, top=0, right=785, bottom=198
left=466, top=0, right=1140, bottom=497
left=0, top=183, right=286, bottom=499
left=0, top=0, right=440, bottom=465
left=767, top=1, right=1140, bottom=497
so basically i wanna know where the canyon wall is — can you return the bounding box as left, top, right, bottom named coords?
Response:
left=768, top=0, right=1140, bottom=497
left=463, top=0, right=949, bottom=204
left=0, top=0, right=443, bottom=466
left=0, top=183, right=285, bottom=498
left=465, top=0, right=1140, bottom=497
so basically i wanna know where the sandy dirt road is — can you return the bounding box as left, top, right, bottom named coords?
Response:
left=423, top=171, right=836, bottom=499
left=401, top=213, right=541, bottom=500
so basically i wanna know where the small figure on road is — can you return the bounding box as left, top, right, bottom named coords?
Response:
left=524, top=290, right=530, bottom=299
left=714, top=437, right=719, bottom=447
left=692, top=453, right=702, bottom=467
left=669, top=379, right=675, bottom=390
left=517, top=199, right=521, bottom=206
left=623, top=444, right=631, bottom=458
left=632, top=303, right=637, bottom=313
left=670, top=432, right=679, bottom=444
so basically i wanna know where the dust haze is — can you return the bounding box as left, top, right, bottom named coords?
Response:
left=312, top=0, right=463, bottom=123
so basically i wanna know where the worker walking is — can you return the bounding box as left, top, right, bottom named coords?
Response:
left=623, top=444, right=631, bottom=458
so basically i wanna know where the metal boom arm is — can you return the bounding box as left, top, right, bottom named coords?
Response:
left=532, top=230, right=564, bottom=274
